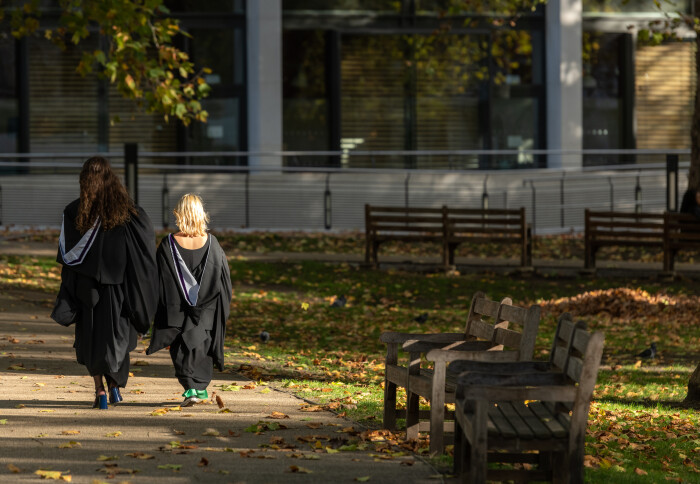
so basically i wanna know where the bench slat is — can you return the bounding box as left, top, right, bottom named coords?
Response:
left=493, top=327, right=522, bottom=349
left=566, top=356, right=584, bottom=382
left=587, top=210, right=664, bottom=219
left=512, top=401, right=552, bottom=439
left=371, top=215, right=444, bottom=224
left=488, top=403, right=517, bottom=438
left=447, top=208, right=521, bottom=216
left=368, top=206, right=444, bottom=214
left=496, top=402, right=534, bottom=439
left=473, top=299, right=502, bottom=318
left=448, top=216, right=523, bottom=225
left=528, top=401, right=568, bottom=438
left=449, top=227, right=523, bottom=235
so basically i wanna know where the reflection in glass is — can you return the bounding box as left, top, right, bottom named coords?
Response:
left=583, top=0, right=690, bottom=14
left=189, top=98, right=241, bottom=164
left=283, top=30, right=328, bottom=166
left=190, top=29, right=242, bottom=87
left=28, top=38, right=99, bottom=152
left=0, top=39, right=17, bottom=153
left=582, top=32, right=624, bottom=166
left=283, top=0, right=400, bottom=13
left=166, top=0, right=245, bottom=13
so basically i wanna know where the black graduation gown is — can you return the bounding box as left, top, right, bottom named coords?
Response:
left=51, top=199, right=158, bottom=387
left=146, top=234, right=231, bottom=389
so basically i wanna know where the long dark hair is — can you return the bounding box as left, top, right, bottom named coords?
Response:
left=75, top=157, right=137, bottom=232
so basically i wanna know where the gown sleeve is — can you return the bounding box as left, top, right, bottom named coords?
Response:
left=51, top=266, right=79, bottom=327
left=210, top=243, right=232, bottom=371
left=123, top=207, right=159, bottom=334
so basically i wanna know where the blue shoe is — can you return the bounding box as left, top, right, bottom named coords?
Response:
left=108, top=387, right=123, bottom=404
left=93, top=393, right=108, bottom=410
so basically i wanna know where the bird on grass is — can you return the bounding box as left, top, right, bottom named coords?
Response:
left=636, top=342, right=657, bottom=359
left=330, top=295, right=347, bottom=307
left=413, top=312, right=429, bottom=324
left=259, top=330, right=270, bottom=343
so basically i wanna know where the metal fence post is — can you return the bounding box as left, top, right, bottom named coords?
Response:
left=635, top=175, right=642, bottom=213
left=245, top=172, right=250, bottom=228
left=124, top=143, right=138, bottom=204
left=560, top=174, right=565, bottom=228
left=404, top=173, right=410, bottom=210
left=482, top=176, right=489, bottom=210
left=608, top=177, right=614, bottom=211
left=161, top=175, right=169, bottom=229
left=324, top=173, right=332, bottom=230
left=667, top=154, right=679, bottom=212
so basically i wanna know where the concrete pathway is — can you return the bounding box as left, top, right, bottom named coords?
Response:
left=0, top=289, right=441, bottom=483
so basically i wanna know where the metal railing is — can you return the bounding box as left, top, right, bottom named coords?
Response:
left=0, top=148, right=691, bottom=233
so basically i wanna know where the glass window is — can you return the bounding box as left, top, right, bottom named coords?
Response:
left=0, top=38, right=17, bottom=153
left=283, top=1, right=400, bottom=13
left=416, top=0, right=545, bottom=16
left=283, top=30, right=329, bottom=165
left=190, top=28, right=245, bottom=87
left=582, top=32, right=628, bottom=166
left=166, top=0, right=245, bottom=13
left=28, top=38, right=99, bottom=152
left=583, top=0, right=690, bottom=14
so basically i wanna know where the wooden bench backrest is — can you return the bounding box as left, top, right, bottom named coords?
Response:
left=549, top=313, right=586, bottom=373
left=464, top=292, right=541, bottom=360
left=446, top=207, right=525, bottom=239
left=585, top=209, right=665, bottom=239
left=565, top=326, right=605, bottom=448
left=365, top=205, right=445, bottom=234
left=664, top=212, right=700, bottom=245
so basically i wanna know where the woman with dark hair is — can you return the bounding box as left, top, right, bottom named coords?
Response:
left=51, top=156, right=158, bottom=409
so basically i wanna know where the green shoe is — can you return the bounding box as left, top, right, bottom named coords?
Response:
left=196, top=389, right=208, bottom=399
left=182, top=389, right=200, bottom=407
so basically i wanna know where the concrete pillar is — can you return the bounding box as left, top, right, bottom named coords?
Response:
left=546, top=0, right=583, bottom=169
left=247, top=0, right=283, bottom=169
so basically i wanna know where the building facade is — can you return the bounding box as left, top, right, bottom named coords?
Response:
left=0, top=0, right=695, bottom=169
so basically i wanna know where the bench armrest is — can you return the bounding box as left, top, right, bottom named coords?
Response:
left=380, top=331, right=465, bottom=344
left=426, top=348, right=521, bottom=363
left=447, top=360, right=553, bottom=375
left=402, top=340, right=493, bottom=354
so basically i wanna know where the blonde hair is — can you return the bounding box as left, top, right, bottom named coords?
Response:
left=173, top=194, right=209, bottom=236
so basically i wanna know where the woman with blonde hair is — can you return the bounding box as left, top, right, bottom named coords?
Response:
left=147, top=194, right=231, bottom=406
left=52, top=156, right=158, bottom=409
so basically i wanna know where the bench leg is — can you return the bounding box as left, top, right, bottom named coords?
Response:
left=382, top=379, right=397, bottom=430
left=429, top=363, right=447, bottom=455
left=453, top=414, right=469, bottom=478
left=405, top=352, right=420, bottom=441
left=372, top=242, right=380, bottom=268
left=552, top=450, right=569, bottom=484
left=468, top=400, right=488, bottom=484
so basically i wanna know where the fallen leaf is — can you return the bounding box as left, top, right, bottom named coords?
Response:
left=6, top=463, right=21, bottom=473
left=202, top=429, right=220, bottom=436
left=57, top=441, right=81, bottom=449
left=133, top=360, right=149, bottom=366
left=288, top=465, right=313, bottom=474
left=124, top=452, right=155, bottom=460
left=267, top=411, right=289, bottom=419
left=105, top=431, right=122, bottom=438
left=356, top=477, right=371, bottom=482
left=96, top=456, right=118, bottom=461
left=198, top=457, right=209, bottom=467
left=216, top=395, right=225, bottom=408
left=635, top=468, right=648, bottom=476
left=61, top=430, right=80, bottom=435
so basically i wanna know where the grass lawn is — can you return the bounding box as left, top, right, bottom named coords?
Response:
left=1, top=234, right=699, bottom=482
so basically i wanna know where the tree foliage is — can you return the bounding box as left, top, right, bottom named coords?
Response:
left=0, top=0, right=211, bottom=125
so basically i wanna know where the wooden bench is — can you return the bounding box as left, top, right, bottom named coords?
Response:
left=445, top=207, right=532, bottom=268
left=453, top=323, right=605, bottom=483
left=664, top=212, right=700, bottom=271
left=365, top=204, right=531, bottom=269
left=380, top=292, right=541, bottom=455
left=364, top=205, right=447, bottom=268
left=584, top=209, right=665, bottom=269
left=584, top=209, right=700, bottom=272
